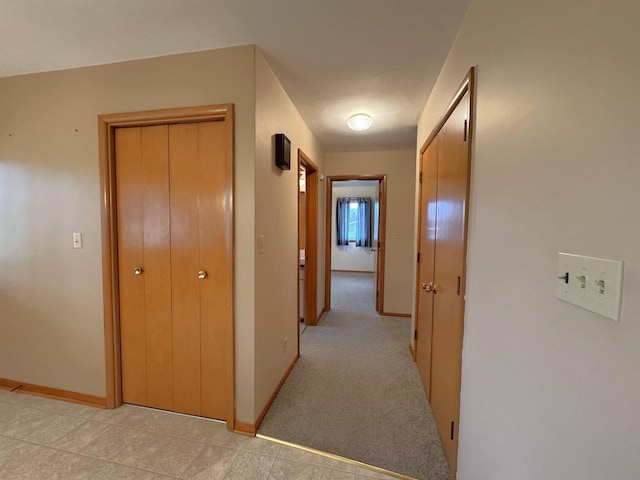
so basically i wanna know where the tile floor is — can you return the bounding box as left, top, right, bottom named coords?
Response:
left=0, top=389, right=400, bottom=479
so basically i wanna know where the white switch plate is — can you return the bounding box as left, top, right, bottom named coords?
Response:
left=258, top=235, right=265, bottom=254
left=556, top=252, right=624, bottom=321
left=73, top=232, right=82, bottom=249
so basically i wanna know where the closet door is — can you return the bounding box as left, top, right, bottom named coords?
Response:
left=416, top=135, right=439, bottom=394
left=430, top=92, right=470, bottom=475
left=169, top=121, right=233, bottom=418
left=116, top=125, right=173, bottom=410
left=116, top=119, right=233, bottom=422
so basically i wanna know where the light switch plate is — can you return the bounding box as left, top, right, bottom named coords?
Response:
left=73, top=232, right=82, bottom=249
left=258, top=235, right=265, bottom=254
left=556, top=252, right=624, bottom=321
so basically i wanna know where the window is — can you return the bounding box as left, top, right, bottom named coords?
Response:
left=348, top=201, right=358, bottom=242
left=336, top=197, right=372, bottom=248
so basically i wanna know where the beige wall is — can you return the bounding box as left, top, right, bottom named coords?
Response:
left=331, top=184, right=378, bottom=272
left=415, top=1, right=640, bottom=478
left=0, top=46, right=258, bottom=422
left=253, top=50, right=325, bottom=420
left=325, top=150, right=415, bottom=315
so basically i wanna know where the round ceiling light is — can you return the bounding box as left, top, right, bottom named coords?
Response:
left=347, top=113, right=373, bottom=131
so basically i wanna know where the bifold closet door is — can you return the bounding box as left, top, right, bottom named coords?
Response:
left=116, top=125, right=173, bottom=411
left=169, top=121, right=232, bottom=419
left=116, top=120, right=233, bottom=421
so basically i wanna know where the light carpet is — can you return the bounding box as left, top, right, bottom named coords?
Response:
left=258, top=272, right=450, bottom=480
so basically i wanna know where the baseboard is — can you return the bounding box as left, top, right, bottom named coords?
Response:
left=379, top=311, right=411, bottom=318
left=234, top=421, right=256, bottom=436
left=0, top=378, right=107, bottom=408
left=254, top=354, right=299, bottom=431
left=408, top=343, right=416, bottom=361
left=331, top=269, right=374, bottom=274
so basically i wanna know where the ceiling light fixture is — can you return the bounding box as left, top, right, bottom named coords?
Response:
left=347, top=113, right=373, bottom=131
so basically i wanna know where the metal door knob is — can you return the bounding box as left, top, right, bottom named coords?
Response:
left=198, top=271, right=208, bottom=279
left=421, top=282, right=437, bottom=293
left=134, top=267, right=143, bottom=275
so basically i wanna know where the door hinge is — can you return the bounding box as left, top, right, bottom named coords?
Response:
left=414, top=330, right=418, bottom=340
left=417, top=252, right=421, bottom=263
left=463, top=119, right=468, bottom=141
left=450, top=421, right=455, bottom=440
left=419, top=172, right=423, bottom=183
left=457, top=276, right=461, bottom=295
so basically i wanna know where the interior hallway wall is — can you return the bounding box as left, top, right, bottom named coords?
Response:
left=415, top=1, right=640, bottom=478
left=0, top=46, right=258, bottom=423
left=254, top=49, right=325, bottom=421
left=325, top=150, right=415, bottom=315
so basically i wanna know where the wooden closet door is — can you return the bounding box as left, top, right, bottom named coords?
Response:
left=169, top=121, right=233, bottom=419
left=196, top=121, right=233, bottom=421
left=416, top=135, right=439, bottom=395
left=116, top=125, right=172, bottom=410
left=430, top=92, right=470, bottom=476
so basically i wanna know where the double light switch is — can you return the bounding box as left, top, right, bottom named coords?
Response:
left=556, top=253, right=624, bottom=321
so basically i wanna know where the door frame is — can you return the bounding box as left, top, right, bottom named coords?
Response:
left=324, top=174, right=388, bottom=313
left=298, top=150, right=319, bottom=334
left=98, top=104, right=235, bottom=430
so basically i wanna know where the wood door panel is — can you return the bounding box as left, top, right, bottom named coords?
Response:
left=431, top=93, right=470, bottom=473
left=169, top=123, right=202, bottom=416
left=197, top=121, right=233, bottom=421
left=140, top=125, right=173, bottom=411
left=416, top=136, right=439, bottom=395
left=115, top=127, right=147, bottom=406
left=115, top=112, right=234, bottom=425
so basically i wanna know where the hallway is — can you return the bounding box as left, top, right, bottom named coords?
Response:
left=258, top=273, right=450, bottom=480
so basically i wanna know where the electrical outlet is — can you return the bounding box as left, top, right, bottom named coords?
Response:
left=283, top=337, right=288, bottom=354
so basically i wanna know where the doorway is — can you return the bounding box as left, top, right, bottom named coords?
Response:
left=98, top=104, right=235, bottom=430
left=297, top=149, right=319, bottom=340
left=324, top=175, right=387, bottom=314
left=414, top=68, right=475, bottom=477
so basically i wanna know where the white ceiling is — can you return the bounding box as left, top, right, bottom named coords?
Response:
left=0, top=0, right=470, bottom=152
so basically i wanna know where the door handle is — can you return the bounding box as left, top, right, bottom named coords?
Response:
left=134, top=267, right=143, bottom=275
left=198, top=271, right=208, bottom=279
left=421, top=282, right=438, bottom=293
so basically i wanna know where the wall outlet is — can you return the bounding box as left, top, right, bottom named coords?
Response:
left=283, top=337, right=288, bottom=354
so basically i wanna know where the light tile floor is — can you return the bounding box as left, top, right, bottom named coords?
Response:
left=0, top=389, right=401, bottom=479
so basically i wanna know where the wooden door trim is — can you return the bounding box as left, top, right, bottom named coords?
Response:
left=324, top=174, right=387, bottom=313
left=419, top=68, right=475, bottom=155
left=98, top=104, right=235, bottom=430
left=298, top=150, right=319, bottom=339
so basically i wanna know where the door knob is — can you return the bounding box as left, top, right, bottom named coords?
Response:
left=134, top=267, right=143, bottom=275
left=198, top=271, right=208, bottom=279
left=431, top=283, right=438, bottom=294
left=421, top=282, right=432, bottom=292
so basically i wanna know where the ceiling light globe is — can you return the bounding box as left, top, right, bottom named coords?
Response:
left=347, top=114, right=373, bottom=131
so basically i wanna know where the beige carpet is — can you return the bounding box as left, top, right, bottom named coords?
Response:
left=258, top=272, right=450, bottom=480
